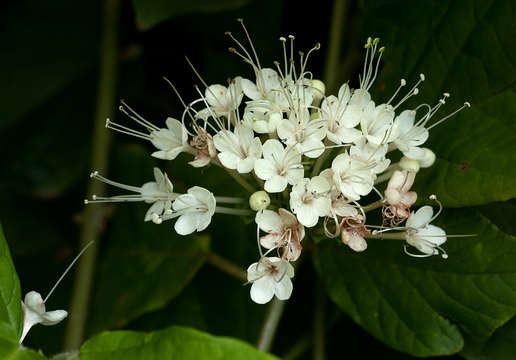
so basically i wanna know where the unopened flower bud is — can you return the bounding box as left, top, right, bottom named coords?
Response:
left=399, top=156, right=420, bottom=173
left=249, top=191, right=271, bottom=211
left=311, top=79, right=325, bottom=107
left=417, top=148, right=436, bottom=168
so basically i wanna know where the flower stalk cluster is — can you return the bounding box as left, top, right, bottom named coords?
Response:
left=85, top=23, right=470, bottom=304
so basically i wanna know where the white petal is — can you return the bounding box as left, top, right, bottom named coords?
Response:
left=274, top=277, right=293, bottom=301
left=407, top=206, right=433, bottom=229
left=254, top=159, right=277, bottom=180
left=256, top=210, right=282, bottom=233
left=40, top=310, right=68, bottom=326
left=262, top=139, right=285, bottom=161
left=218, top=152, right=241, bottom=170
left=174, top=214, right=199, bottom=235
left=250, top=277, right=275, bottom=304
left=265, top=175, right=288, bottom=193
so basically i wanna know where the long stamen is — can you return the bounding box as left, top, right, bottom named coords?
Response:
left=44, top=241, right=95, bottom=303
left=119, top=100, right=160, bottom=132
left=426, top=102, right=471, bottom=130
left=105, top=118, right=152, bottom=141
left=90, top=171, right=142, bottom=192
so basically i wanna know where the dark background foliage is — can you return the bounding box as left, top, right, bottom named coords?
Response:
left=1, top=0, right=515, bottom=359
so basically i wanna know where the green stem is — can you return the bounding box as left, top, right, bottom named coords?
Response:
left=256, top=298, right=287, bottom=352
left=366, top=232, right=406, bottom=240
left=362, top=199, right=384, bottom=212
left=204, top=252, right=247, bottom=282
left=224, top=168, right=256, bottom=193
left=323, top=0, right=348, bottom=93
left=63, top=0, right=120, bottom=350
left=313, top=281, right=326, bottom=360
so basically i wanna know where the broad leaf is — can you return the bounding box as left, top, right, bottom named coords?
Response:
left=0, top=340, right=49, bottom=360
left=315, top=207, right=516, bottom=356
left=88, top=146, right=210, bottom=333
left=0, top=225, right=22, bottom=343
left=461, top=317, right=516, bottom=360
left=80, top=326, right=277, bottom=360
left=361, top=0, right=516, bottom=207
left=132, top=0, right=251, bottom=30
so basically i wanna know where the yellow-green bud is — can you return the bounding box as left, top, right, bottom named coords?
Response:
left=399, top=156, right=420, bottom=173
left=418, top=148, right=436, bottom=168
left=249, top=191, right=271, bottom=211
left=311, top=79, right=325, bottom=107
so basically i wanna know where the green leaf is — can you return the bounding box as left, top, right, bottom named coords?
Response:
left=0, top=224, right=22, bottom=343
left=315, top=207, right=516, bottom=357
left=461, top=317, right=516, bottom=360
left=0, top=1, right=99, bottom=131
left=0, top=339, right=49, bottom=360
left=80, top=325, right=277, bottom=360
left=88, top=145, right=210, bottom=333
left=132, top=0, right=251, bottom=30
left=360, top=0, right=516, bottom=207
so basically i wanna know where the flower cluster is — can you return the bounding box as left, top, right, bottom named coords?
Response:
left=86, top=23, right=470, bottom=304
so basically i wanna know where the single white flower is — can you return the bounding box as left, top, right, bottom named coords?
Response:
left=254, top=139, right=304, bottom=193
left=349, top=139, right=390, bottom=175
left=247, top=257, right=295, bottom=304
left=242, top=68, right=282, bottom=101
left=277, top=108, right=326, bottom=158
left=391, top=110, right=429, bottom=160
left=106, top=102, right=192, bottom=160
left=196, top=77, right=244, bottom=118
left=213, top=125, right=262, bottom=173
left=242, top=100, right=283, bottom=134
left=167, top=186, right=217, bottom=235
left=320, top=84, right=362, bottom=144
left=359, top=101, right=396, bottom=146
left=289, top=176, right=331, bottom=227
left=384, top=170, right=417, bottom=221
left=86, top=168, right=176, bottom=223
left=405, top=205, right=446, bottom=257
left=340, top=215, right=369, bottom=252
left=256, top=208, right=305, bottom=261
left=331, top=152, right=375, bottom=201
left=20, top=291, right=67, bottom=344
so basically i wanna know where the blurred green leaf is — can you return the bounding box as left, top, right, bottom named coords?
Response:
left=80, top=325, right=277, bottom=360
left=88, top=145, right=210, bottom=333
left=0, top=340, right=49, bottom=360
left=315, top=206, right=516, bottom=357
left=1, top=1, right=99, bottom=131
left=131, top=0, right=251, bottom=30
left=0, top=224, right=22, bottom=343
left=461, top=316, right=516, bottom=360
left=360, top=0, right=516, bottom=207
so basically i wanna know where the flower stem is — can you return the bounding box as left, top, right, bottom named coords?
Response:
left=215, top=206, right=254, bottom=216
left=313, top=280, right=326, bottom=360
left=215, top=196, right=245, bottom=204
left=323, top=0, right=348, bottom=93
left=366, top=232, right=406, bottom=240
left=256, top=298, right=287, bottom=352
left=223, top=168, right=256, bottom=193
left=63, top=0, right=120, bottom=350
left=362, top=199, right=384, bottom=212
left=204, top=252, right=247, bottom=282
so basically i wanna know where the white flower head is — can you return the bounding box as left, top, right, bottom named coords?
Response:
left=349, top=139, right=390, bottom=175
left=247, top=257, right=295, bottom=304
left=256, top=208, right=305, bottom=261
left=213, top=125, right=262, bottom=173
left=165, top=186, right=216, bottom=235
left=405, top=204, right=447, bottom=258
left=289, top=176, right=331, bottom=227
left=242, top=99, right=283, bottom=134
left=86, top=168, right=176, bottom=223
left=20, top=291, right=67, bottom=344
left=331, top=152, right=375, bottom=201
left=254, top=139, right=304, bottom=193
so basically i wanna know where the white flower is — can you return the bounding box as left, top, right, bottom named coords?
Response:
left=277, top=108, right=326, bottom=158
left=188, top=126, right=217, bottom=168
left=254, top=139, right=304, bottom=193
left=359, top=101, right=396, bottom=146
left=196, top=78, right=243, bottom=119
left=86, top=168, right=176, bottom=223
left=213, top=125, right=262, bottom=173
left=20, top=291, right=67, bottom=344
left=242, top=100, right=283, bottom=134
left=320, top=84, right=362, bottom=144
left=289, top=176, right=331, bottom=227
left=391, top=110, right=428, bottom=160
left=242, top=68, right=282, bottom=101
left=349, top=139, right=390, bottom=175
left=168, top=186, right=216, bottom=235
left=151, top=118, right=191, bottom=160
left=331, top=152, right=375, bottom=201
left=247, top=257, right=295, bottom=304
left=384, top=170, right=417, bottom=220
left=256, top=208, right=305, bottom=261
left=106, top=102, right=192, bottom=160
left=405, top=206, right=446, bottom=256
left=340, top=216, right=369, bottom=252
